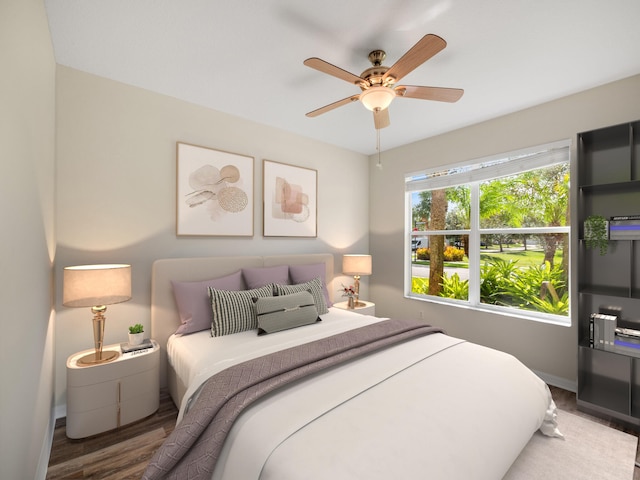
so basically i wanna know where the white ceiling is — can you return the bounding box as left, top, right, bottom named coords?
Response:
left=44, top=0, right=640, bottom=155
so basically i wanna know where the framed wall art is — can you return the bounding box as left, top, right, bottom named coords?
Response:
left=263, top=159, right=317, bottom=237
left=176, top=142, right=254, bottom=236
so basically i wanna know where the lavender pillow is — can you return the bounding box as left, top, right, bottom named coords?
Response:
left=289, top=263, right=332, bottom=307
left=172, top=271, right=245, bottom=335
left=242, top=265, right=290, bottom=289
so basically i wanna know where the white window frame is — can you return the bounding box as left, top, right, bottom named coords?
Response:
left=404, top=140, right=572, bottom=326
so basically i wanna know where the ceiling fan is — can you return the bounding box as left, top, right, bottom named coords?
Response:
left=304, top=34, right=463, bottom=129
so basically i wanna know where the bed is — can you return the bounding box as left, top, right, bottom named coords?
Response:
left=145, top=253, right=561, bottom=480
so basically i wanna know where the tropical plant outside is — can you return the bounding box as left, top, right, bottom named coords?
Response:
left=415, top=246, right=465, bottom=262
left=412, top=256, right=568, bottom=315
left=410, top=162, right=570, bottom=317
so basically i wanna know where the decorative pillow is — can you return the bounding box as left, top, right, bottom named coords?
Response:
left=288, top=263, right=333, bottom=307
left=208, top=285, right=273, bottom=337
left=242, top=265, right=290, bottom=289
left=172, top=271, right=245, bottom=335
left=254, top=291, right=320, bottom=335
left=274, top=277, right=328, bottom=315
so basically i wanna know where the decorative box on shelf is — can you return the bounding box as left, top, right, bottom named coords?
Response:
left=66, top=339, right=160, bottom=439
left=609, top=215, right=640, bottom=240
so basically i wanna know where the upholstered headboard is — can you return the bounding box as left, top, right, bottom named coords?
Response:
left=151, top=253, right=335, bottom=387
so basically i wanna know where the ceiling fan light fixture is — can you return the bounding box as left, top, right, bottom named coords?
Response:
left=359, top=86, right=395, bottom=112
left=304, top=34, right=460, bottom=129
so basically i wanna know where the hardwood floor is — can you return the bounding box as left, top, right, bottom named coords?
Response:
left=47, top=386, right=640, bottom=479
left=46, top=389, right=178, bottom=480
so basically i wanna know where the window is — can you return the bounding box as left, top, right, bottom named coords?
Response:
left=405, top=140, right=571, bottom=325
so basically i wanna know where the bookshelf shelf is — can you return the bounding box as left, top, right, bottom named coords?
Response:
left=578, top=179, right=640, bottom=193
left=577, top=120, right=640, bottom=428
left=579, top=284, right=635, bottom=298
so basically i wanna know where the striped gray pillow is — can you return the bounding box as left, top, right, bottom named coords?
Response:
left=274, top=277, right=328, bottom=315
left=208, top=285, right=273, bottom=337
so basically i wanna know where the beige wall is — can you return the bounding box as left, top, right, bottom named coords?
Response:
left=54, top=67, right=370, bottom=409
left=4, top=4, right=638, bottom=474
left=0, top=0, right=57, bottom=478
left=369, top=74, right=640, bottom=388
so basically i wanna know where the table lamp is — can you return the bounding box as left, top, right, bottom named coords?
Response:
left=63, top=264, right=132, bottom=366
left=342, top=254, right=372, bottom=307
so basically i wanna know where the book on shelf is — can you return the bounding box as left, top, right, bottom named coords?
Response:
left=615, top=336, right=640, bottom=348
left=615, top=327, right=640, bottom=339
left=609, top=216, right=640, bottom=240
left=610, top=215, right=640, bottom=221
left=614, top=336, right=640, bottom=357
left=590, top=313, right=617, bottom=350
left=600, top=304, right=622, bottom=319
left=121, top=338, right=153, bottom=353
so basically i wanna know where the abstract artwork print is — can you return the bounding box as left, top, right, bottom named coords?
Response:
left=263, top=159, right=317, bottom=237
left=176, top=142, right=254, bottom=236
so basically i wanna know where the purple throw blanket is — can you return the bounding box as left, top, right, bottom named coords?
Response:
left=143, top=318, right=444, bottom=480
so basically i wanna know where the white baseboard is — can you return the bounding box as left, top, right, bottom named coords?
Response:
left=36, top=404, right=57, bottom=480
left=534, top=370, right=577, bottom=393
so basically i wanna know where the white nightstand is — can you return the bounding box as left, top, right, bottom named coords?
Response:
left=66, top=340, right=160, bottom=439
left=333, top=300, right=376, bottom=316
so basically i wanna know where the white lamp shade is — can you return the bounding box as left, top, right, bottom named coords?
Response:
left=342, top=255, right=372, bottom=276
left=63, top=264, right=132, bottom=308
left=359, top=86, right=395, bottom=111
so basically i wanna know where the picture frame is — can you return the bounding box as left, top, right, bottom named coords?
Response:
left=263, top=159, right=317, bottom=237
left=176, top=142, right=254, bottom=236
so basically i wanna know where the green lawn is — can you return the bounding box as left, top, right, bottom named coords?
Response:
left=480, top=248, right=564, bottom=267
left=414, top=246, right=564, bottom=269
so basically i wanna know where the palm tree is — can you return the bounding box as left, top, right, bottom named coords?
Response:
left=428, top=189, right=447, bottom=295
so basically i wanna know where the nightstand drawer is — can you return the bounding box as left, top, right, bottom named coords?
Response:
left=66, top=340, right=160, bottom=439
left=67, top=380, right=119, bottom=413
left=121, top=365, right=159, bottom=401
left=120, top=391, right=159, bottom=425
left=67, top=366, right=158, bottom=413
left=66, top=405, right=119, bottom=438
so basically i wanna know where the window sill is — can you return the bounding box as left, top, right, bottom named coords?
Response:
left=405, top=294, right=571, bottom=327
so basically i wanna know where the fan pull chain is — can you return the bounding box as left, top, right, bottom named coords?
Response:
left=376, top=128, right=383, bottom=169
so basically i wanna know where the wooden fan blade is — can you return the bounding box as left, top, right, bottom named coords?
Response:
left=396, top=85, right=464, bottom=103
left=305, top=95, right=360, bottom=117
left=304, top=57, right=364, bottom=85
left=373, top=108, right=390, bottom=130
left=383, top=34, right=447, bottom=83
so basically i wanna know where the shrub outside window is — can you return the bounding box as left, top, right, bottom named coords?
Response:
left=406, top=140, right=571, bottom=325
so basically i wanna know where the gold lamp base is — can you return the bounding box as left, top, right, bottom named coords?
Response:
left=76, top=304, right=120, bottom=367
left=77, top=350, right=119, bottom=366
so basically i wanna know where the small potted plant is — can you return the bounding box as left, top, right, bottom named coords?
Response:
left=584, top=214, right=609, bottom=255
left=128, top=323, right=145, bottom=346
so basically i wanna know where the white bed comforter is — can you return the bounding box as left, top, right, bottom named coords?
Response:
left=167, top=309, right=560, bottom=480
left=167, top=308, right=388, bottom=416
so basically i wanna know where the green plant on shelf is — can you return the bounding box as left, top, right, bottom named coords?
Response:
left=128, top=323, right=144, bottom=334
left=584, top=214, right=609, bottom=256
